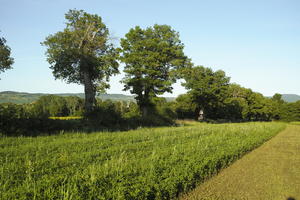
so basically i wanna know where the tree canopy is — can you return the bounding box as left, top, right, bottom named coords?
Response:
left=42, top=9, right=119, bottom=113
left=0, top=36, right=14, bottom=76
left=182, top=66, right=230, bottom=119
left=119, top=24, right=189, bottom=116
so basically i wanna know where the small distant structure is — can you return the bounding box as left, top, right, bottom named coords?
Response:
left=198, top=109, right=204, bottom=121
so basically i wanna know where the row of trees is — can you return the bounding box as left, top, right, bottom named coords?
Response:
left=1, top=9, right=299, bottom=127
left=0, top=95, right=174, bottom=135
left=41, top=9, right=190, bottom=117
left=1, top=91, right=299, bottom=135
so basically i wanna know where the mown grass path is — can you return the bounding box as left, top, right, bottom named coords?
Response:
left=181, top=125, right=300, bottom=200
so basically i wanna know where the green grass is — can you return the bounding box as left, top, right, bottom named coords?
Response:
left=49, top=116, right=83, bottom=120
left=182, top=125, right=300, bottom=200
left=290, top=121, right=300, bottom=125
left=0, top=122, right=286, bottom=199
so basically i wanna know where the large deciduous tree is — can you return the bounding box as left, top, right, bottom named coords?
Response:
left=182, top=66, right=230, bottom=120
left=119, top=24, right=189, bottom=117
left=0, top=36, right=14, bottom=76
left=42, top=9, right=119, bottom=114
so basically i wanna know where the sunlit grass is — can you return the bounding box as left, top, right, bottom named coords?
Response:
left=290, top=121, right=300, bottom=125
left=49, top=116, right=82, bottom=120
left=0, top=122, right=286, bottom=199
left=182, top=124, right=299, bottom=200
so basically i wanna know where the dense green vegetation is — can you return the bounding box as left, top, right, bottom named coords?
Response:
left=0, top=95, right=175, bottom=135
left=0, top=91, right=139, bottom=104
left=0, top=35, right=14, bottom=75
left=0, top=8, right=299, bottom=200
left=1, top=91, right=299, bottom=105
left=1, top=92, right=299, bottom=136
left=119, top=24, right=189, bottom=118
left=0, top=122, right=286, bottom=199
left=42, top=9, right=119, bottom=113
left=1, top=9, right=299, bottom=131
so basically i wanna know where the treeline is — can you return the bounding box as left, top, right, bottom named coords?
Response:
left=173, top=84, right=300, bottom=122
left=1, top=89, right=299, bottom=136
left=1, top=9, right=299, bottom=136
left=0, top=95, right=175, bottom=135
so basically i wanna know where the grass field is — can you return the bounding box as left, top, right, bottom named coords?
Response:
left=290, top=121, right=300, bottom=125
left=0, top=122, right=286, bottom=199
left=182, top=125, right=300, bottom=200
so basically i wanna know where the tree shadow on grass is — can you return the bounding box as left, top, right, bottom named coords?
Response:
left=0, top=118, right=139, bottom=136
left=0, top=116, right=177, bottom=137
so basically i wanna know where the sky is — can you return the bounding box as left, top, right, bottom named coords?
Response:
left=0, top=0, right=299, bottom=97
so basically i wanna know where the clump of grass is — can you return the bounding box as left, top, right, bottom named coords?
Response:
left=0, top=122, right=286, bottom=199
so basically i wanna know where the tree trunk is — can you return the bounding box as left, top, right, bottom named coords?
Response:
left=140, top=88, right=150, bottom=118
left=141, top=106, right=148, bottom=118
left=83, top=70, right=95, bottom=114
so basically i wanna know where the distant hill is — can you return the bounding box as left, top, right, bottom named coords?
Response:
left=0, top=91, right=175, bottom=104
left=281, top=94, right=300, bottom=103
left=2, top=91, right=297, bottom=104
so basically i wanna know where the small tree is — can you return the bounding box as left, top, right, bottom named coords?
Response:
left=42, top=9, right=119, bottom=114
left=0, top=36, right=14, bottom=76
left=119, top=24, right=189, bottom=117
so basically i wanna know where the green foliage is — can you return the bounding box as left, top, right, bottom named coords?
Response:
left=0, top=91, right=137, bottom=104
left=0, top=103, right=27, bottom=134
left=222, top=85, right=279, bottom=122
left=140, top=97, right=177, bottom=126
left=271, top=93, right=284, bottom=104
left=172, top=94, right=196, bottom=119
left=0, top=122, right=286, bottom=199
left=0, top=103, right=81, bottom=136
left=28, top=95, right=84, bottom=117
left=174, top=81, right=287, bottom=122
left=42, top=9, right=119, bottom=112
left=0, top=94, right=177, bottom=135
left=280, top=101, right=300, bottom=121
left=0, top=36, right=14, bottom=75
left=181, top=66, right=230, bottom=119
left=42, top=9, right=119, bottom=87
left=119, top=24, right=189, bottom=116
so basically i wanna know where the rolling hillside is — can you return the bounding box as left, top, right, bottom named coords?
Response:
left=280, top=94, right=300, bottom=102
left=0, top=91, right=176, bottom=104
left=0, top=91, right=298, bottom=104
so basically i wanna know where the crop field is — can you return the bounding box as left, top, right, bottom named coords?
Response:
left=182, top=124, right=300, bottom=200
left=0, top=122, right=286, bottom=199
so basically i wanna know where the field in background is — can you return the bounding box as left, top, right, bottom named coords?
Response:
left=0, top=122, right=286, bottom=199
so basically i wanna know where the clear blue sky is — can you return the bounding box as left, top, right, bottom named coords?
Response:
left=1, top=0, right=299, bottom=97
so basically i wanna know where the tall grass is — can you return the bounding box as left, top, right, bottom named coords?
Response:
left=0, top=122, right=286, bottom=199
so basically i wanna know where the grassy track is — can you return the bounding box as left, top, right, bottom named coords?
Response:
left=0, top=122, right=286, bottom=199
left=182, top=125, right=300, bottom=200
